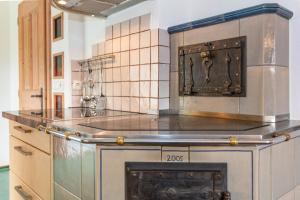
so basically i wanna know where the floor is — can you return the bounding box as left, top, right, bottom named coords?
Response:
left=0, top=167, right=9, bottom=200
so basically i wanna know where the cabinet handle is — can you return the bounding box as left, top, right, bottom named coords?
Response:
left=14, top=146, right=33, bottom=156
left=14, top=126, right=32, bottom=134
left=14, top=185, right=33, bottom=200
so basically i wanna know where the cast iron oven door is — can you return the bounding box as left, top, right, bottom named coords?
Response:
left=179, top=36, right=246, bottom=97
left=126, top=162, right=230, bottom=200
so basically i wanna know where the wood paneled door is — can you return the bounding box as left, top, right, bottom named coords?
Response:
left=18, top=0, right=52, bottom=111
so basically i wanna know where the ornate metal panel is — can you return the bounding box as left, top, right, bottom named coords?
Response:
left=179, top=37, right=246, bottom=97
left=126, top=162, right=230, bottom=200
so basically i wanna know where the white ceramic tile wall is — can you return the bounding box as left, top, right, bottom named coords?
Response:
left=91, top=14, right=170, bottom=113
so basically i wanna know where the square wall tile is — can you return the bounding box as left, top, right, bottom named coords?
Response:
left=130, top=33, right=140, bottom=50
left=151, top=81, right=158, bottom=98
left=113, top=38, right=121, bottom=53
left=105, top=26, right=113, bottom=40
left=72, top=71, right=82, bottom=81
left=170, top=32, right=184, bottom=72
left=140, top=81, right=150, bottom=97
left=113, top=23, right=121, bottom=38
left=159, top=64, right=170, bottom=80
left=122, top=81, right=130, bottom=96
left=240, top=14, right=289, bottom=67
left=159, top=98, right=170, bottom=110
left=105, top=68, right=113, bottom=82
left=151, top=64, right=159, bottom=80
left=130, top=50, right=140, bottom=65
left=106, top=83, right=113, bottom=96
left=184, top=20, right=239, bottom=46
left=113, top=53, right=121, bottom=67
left=114, top=97, right=122, bottom=110
left=112, top=67, right=121, bottom=82
left=140, top=98, right=150, bottom=113
left=140, top=48, right=151, bottom=64
left=170, top=72, right=179, bottom=112
left=159, top=81, right=169, bottom=98
left=275, top=66, right=289, bottom=115
left=130, top=97, right=140, bottom=112
left=150, top=98, right=158, bottom=111
left=106, top=97, right=114, bottom=109
left=71, top=60, right=81, bottom=72
left=113, top=82, right=121, bottom=96
left=140, top=64, right=150, bottom=81
left=121, top=66, right=130, bottom=81
left=140, top=14, right=151, bottom=31
left=182, top=96, right=240, bottom=114
left=130, top=65, right=140, bottom=81
left=240, top=67, right=263, bottom=115
left=130, top=82, right=140, bottom=97
left=97, top=42, right=105, bottom=56
left=140, top=30, right=151, bottom=48
left=121, top=36, right=130, bottom=52
left=72, top=96, right=81, bottom=107
left=130, top=17, right=140, bottom=34
left=105, top=40, right=113, bottom=54
left=121, top=20, right=130, bottom=36
left=121, top=51, right=129, bottom=66
left=151, top=29, right=170, bottom=47
left=122, top=97, right=130, bottom=111
left=151, top=46, right=170, bottom=64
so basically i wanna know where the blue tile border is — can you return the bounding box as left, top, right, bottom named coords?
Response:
left=168, top=3, right=293, bottom=34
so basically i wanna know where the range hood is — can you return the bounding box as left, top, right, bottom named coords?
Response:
left=51, top=0, right=148, bottom=17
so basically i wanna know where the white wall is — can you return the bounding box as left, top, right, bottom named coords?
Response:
left=0, top=1, right=19, bottom=167
left=106, top=0, right=300, bottom=119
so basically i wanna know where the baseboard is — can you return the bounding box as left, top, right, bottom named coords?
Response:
left=0, top=165, right=9, bottom=172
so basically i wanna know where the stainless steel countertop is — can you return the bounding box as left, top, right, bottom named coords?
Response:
left=48, top=113, right=300, bottom=146
left=3, top=108, right=300, bottom=146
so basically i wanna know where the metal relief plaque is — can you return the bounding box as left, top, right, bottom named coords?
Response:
left=179, top=36, right=246, bottom=97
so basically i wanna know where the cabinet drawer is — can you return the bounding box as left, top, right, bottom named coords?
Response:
left=10, top=171, right=42, bottom=200
left=10, top=121, right=50, bottom=154
left=10, top=136, right=51, bottom=200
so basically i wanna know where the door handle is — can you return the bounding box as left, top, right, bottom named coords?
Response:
left=14, top=146, right=33, bottom=156
left=13, top=126, right=32, bottom=134
left=14, top=185, right=33, bottom=200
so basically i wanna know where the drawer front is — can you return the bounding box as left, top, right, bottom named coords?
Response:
left=10, top=121, right=50, bottom=154
left=10, top=171, right=42, bottom=200
left=10, top=136, right=51, bottom=200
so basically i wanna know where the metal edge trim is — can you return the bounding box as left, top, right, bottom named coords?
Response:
left=178, top=111, right=290, bottom=123
left=167, top=3, right=293, bottom=34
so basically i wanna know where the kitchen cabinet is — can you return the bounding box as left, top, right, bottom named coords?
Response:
left=9, top=121, right=52, bottom=200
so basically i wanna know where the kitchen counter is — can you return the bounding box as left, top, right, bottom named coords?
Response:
left=3, top=108, right=300, bottom=146
left=2, top=108, right=135, bottom=129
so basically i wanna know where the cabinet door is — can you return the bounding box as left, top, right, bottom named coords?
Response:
left=10, top=171, right=42, bottom=200
left=18, top=0, right=51, bottom=110
left=190, top=148, right=253, bottom=200
left=99, top=146, right=161, bottom=200
left=10, top=136, right=51, bottom=200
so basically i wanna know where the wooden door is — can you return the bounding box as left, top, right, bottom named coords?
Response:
left=18, top=0, right=51, bottom=111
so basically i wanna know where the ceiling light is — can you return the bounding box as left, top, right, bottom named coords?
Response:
left=57, top=0, right=67, bottom=5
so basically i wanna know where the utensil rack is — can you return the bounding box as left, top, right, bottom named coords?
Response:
left=78, top=54, right=115, bottom=71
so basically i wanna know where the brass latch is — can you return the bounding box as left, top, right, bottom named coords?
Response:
left=272, top=132, right=291, bottom=141
left=229, top=136, right=238, bottom=146
left=116, top=136, right=125, bottom=145
left=64, top=131, right=77, bottom=140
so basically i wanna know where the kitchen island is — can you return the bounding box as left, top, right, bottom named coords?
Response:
left=3, top=108, right=300, bottom=200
